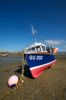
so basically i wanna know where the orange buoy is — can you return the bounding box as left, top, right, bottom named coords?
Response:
left=53, top=48, right=58, bottom=54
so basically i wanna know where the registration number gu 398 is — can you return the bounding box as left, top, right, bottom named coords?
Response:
left=29, top=55, right=43, bottom=60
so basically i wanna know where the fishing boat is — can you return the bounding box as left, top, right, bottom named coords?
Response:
left=24, top=26, right=58, bottom=78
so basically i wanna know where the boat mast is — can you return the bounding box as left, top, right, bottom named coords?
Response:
left=32, top=25, right=37, bottom=42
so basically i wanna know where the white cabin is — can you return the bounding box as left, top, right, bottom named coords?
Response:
left=24, top=42, right=47, bottom=54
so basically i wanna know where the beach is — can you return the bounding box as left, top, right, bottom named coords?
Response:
left=0, top=54, right=66, bottom=100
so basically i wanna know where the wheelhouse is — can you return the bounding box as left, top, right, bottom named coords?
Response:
left=25, top=42, right=47, bottom=54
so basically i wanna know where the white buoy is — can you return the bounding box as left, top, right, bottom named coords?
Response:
left=8, top=75, right=18, bottom=88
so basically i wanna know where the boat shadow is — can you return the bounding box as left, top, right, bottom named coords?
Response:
left=24, top=65, right=33, bottom=78
left=15, top=65, right=51, bottom=79
left=15, top=65, right=33, bottom=79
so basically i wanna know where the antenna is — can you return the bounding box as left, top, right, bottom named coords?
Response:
left=31, top=25, right=38, bottom=42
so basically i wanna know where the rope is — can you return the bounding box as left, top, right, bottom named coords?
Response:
left=0, top=75, right=24, bottom=100
left=0, top=51, right=25, bottom=100
left=0, top=87, right=16, bottom=100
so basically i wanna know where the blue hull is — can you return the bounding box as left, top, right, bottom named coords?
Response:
left=25, top=53, right=56, bottom=78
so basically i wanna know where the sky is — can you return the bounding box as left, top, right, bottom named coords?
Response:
left=0, top=0, right=66, bottom=52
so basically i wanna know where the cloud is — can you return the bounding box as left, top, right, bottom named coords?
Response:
left=44, top=40, right=66, bottom=45
left=44, top=40, right=66, bottom=51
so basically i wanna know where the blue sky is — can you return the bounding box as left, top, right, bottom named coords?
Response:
left=0, top=0, right=66, bottom=51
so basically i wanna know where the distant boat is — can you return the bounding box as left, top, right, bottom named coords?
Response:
left=1, top=53, right=8, bottom=57
left=24, top=26, right=58, bottom=78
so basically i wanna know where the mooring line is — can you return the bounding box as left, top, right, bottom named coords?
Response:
left=0, top=76, right=24, bottom=100
left=0, top=88, right=16, bottom=100
left=0, top=51, right=25, bottom=100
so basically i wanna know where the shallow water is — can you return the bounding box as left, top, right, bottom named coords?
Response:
left=0, top=56, right=22, bottom=67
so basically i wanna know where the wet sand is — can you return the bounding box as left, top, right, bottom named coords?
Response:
left=0, top=55, right=66, bottom=100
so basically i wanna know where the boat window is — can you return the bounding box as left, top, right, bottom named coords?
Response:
left=27, top=49, right=31, bottom=52
left=31, top=47, right=35, bottom=52
left=36, top=46, right=41, bottom=52
left=26, top=47, right=35, bottom=53
left=42, top=46, right=46, bottom=51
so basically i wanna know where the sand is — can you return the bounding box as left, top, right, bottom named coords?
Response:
left=0, top=55, right=66, bottom=100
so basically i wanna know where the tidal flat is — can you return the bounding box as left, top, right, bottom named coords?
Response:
left=0, top=54, right=66, bottom=100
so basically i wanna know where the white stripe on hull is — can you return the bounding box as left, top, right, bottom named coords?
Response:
left=30, top=60, right=56, bottom=70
